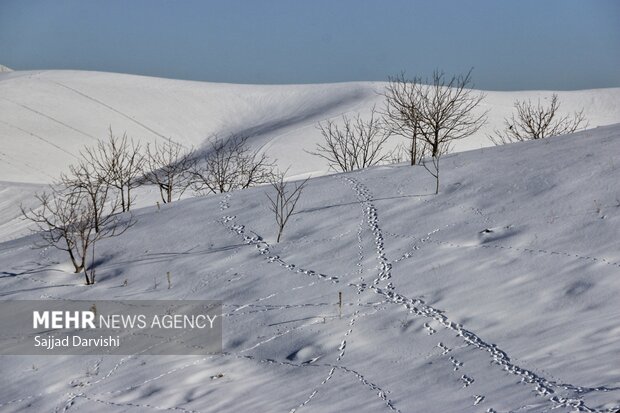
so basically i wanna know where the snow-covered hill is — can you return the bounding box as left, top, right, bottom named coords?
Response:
left=1, top=123, right=619, bottom=412
left=1, top=70, right=619, bottom=183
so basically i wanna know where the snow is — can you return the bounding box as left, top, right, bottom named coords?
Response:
left=1, top=70, right=619, bottom=184
left=0, top=116, right=620, bottom=412
left=1, top=99, right=620, bottom=413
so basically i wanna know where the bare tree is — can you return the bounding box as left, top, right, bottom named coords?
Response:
left=82, top=128, right=145, bottom=211
left=21, top=184, right=132, bottom=285
left=266, top=172, right=309, bottom=243
left=310, top=107, right=392, bottom=172
left=421, top=142, right=446, bottom=196
left=191, top=134, right=275, bottom=194
left=383, top=72, right=425, bottom=165
left=144, top=138, right=195, bottom=203
left=489, top=94, right=587, bottom=145
left=60, top=160, right=110, bottom=233
left=415, top=69, right=487, bottom=194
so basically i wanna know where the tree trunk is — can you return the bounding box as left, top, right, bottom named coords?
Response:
left=120, top=188, right=126, bottom=212
left=434, top=156, right=440, bottom=194
left=67, top=247, right=83, bottom=273
left=125, top=185, right=131, bottom=211
left=410, top=125, right=418, bottom=165
left=167, top=176, right=173, bottom=203
left=83, top=267, right=91, bottom=285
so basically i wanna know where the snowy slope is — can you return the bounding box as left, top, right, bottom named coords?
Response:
left=1, top=70, right=619, bottom=183
left=1, top=124, right=619, bottom=412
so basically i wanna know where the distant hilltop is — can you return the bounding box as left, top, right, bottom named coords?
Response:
left=0, top=64, right=13, bottom=72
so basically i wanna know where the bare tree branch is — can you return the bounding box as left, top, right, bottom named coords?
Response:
left=382, top=72, right=425, bottom=165
left=415, top=69, right=487, bottom=157
left=144, top=138, right=195, bottom=203
left=191, top=134, right=275, bottom=194
left=266, top=171, right=309, bottom=243
left=412, top=69, right=487, bottom=193
left=21, top=182, right=133, bottom=285
left=81, top=127, right=145, bottom=211
left=309, top=106, right=392, bottom=172
left=489, top=94, right=588, bottom=145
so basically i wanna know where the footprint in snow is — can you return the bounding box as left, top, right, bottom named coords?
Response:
left=460, top=375, right=474, bottom=387
left=449, top=356, right=463, bottom=371
left=477, top=225, right=518, bottom=244
left=437, top=342, right=451, bottom=354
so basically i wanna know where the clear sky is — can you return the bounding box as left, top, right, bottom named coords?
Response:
left=1, top=0, right=619, bottom=90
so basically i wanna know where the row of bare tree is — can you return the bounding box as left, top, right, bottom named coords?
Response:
left=21, top=130, right=278, bottom=284
left=21, top=70, right=588, bottom=285
left=78, top=130, right=277, bottom=206
left=311, top=69, right=587, bottom=194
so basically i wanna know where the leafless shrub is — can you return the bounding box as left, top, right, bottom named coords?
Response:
left=310, top=107, right=391, bottom=172
left=489, top=94, right=587, bottom=145
left=383, top=69, right=486, bottom=193
left=21, top=183, right=132, bottom=285
left=416, top=69, right=487, bottom=194
left=191, top=134, right=275, bottom=194
left=144, top=138, right=195, bottom=203
left=60, top=160, right=110, bottom=233
left=266, top=171, right=309, bottom=243
left=421, top=145, right=444, bottom=196
left=82, top=128, right=145, bottom=211
left=387, top=142, right=408, bottom=165
left=383, top=72, right=425, bottom=165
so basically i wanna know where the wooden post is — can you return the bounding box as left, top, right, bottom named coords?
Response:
left=338, top=292, right=342, bottom=318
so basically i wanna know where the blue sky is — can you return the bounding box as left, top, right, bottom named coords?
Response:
left=1, top=0, right=619, bottom=90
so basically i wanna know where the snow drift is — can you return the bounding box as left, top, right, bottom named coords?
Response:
left=1, top=70, right=619, bottom=183
left=0, top=121, right=619, bottom=412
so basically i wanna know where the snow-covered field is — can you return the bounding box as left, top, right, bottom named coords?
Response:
left=1, top=70, right=619, bottom=183
left=1, top=70, right=620, bottom=412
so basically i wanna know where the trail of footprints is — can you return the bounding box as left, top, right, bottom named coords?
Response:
left=219, top=218, right=338, bottom=283
left=346, top=176, right=494, bottom=410
left=386, top=199, right=620, bottom=270
left=31, top=178, right=619, bottom=413
left=372, top=283, right=620, bottom=412
left=343, top=177, right=392, bottom=286
left=221, top=192, right=338, bottom=284
left=290, top=179, right=401, bottom=413
left=342, top=176, right=620, bottom=413
left=221, top=189, right=402, bottom=412
left=345, top=176, right=487, bottom=409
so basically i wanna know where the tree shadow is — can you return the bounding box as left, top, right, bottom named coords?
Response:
left=297, top=192, right=433, bottom=214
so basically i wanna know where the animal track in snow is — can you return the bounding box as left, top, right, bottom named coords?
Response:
left=437, top=342, right=451, bottom=355
left=220, top=218, right=338, bottom=283
left=460, top=374, right=474, bottom=388
left=370, top=283, right=620, bottom=411
left=448, top=356, right=463, bottom=371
